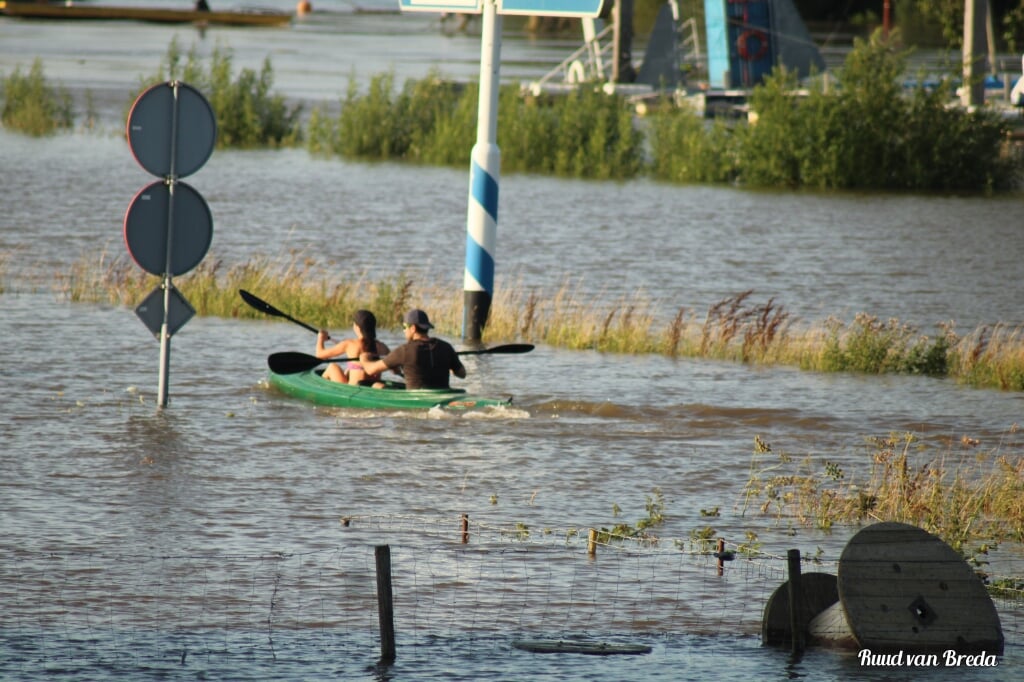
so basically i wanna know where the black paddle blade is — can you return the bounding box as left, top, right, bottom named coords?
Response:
left=464, top=343, right=535, bottom=355
left=240, top=289, right=320, bottom=334
left=239, top=289, right=282, bottom=316
left=267, top=351, right=326, bottom=374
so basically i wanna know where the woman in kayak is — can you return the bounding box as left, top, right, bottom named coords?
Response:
left=315, top=309, right=390, bottom=386
left=358, top=308, right=466, bottom=389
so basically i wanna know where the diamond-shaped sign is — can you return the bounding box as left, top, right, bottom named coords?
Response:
left=135, top=286, right=195, bottom=338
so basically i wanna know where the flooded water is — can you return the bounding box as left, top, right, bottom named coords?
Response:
left=2, top=4, right=1024, bottom=680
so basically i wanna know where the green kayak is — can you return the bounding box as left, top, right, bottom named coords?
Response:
left=267, top=370, right=512, bottom=410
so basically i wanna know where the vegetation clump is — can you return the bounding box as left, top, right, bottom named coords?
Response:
left=133, top=39, right=302, bottom=148
left=307, top=72, right=642, bottom=180
left=594, top=488, right=666, bottom=544
left=649, top=30, right=1018, bottom=193
left=0, top=59, right=74, bottom=136
left=740, top=432, right=1024, bottom=570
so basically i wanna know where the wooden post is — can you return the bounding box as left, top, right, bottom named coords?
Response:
left=716, top=538, right=725, bottom=576
left=587, top=529, right=597, bottom=557
left=787, top=549, right=804, bottom=654
left=461, top=513, right=469, bottom=544
left=375, top=545, right=396, bottom=664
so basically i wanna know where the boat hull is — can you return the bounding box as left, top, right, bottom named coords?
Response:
left=0, top=3, right=293, bottom=27
left=268, top=370, right=512, bottom=410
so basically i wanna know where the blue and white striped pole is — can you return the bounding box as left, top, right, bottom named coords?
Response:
left=463, top=0, right=502, bottom=342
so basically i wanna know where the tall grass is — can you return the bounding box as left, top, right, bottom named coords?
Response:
left=1, top=59, right=74, bottom=136
left=60, top=252, right=1024, bottom=392
left=740, top=431, right=1024, bottom=569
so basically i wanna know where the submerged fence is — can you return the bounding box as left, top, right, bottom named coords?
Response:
left=3, top=514, right=1023, bottom=676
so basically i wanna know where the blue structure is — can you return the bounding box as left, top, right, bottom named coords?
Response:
left=706, top=0, right=773, bottom=88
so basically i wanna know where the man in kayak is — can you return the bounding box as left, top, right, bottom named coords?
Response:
left=316, top=309, right=390, bottom=386
left=359, top=309, right=466, bottom=390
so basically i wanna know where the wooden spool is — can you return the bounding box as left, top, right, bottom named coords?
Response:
left=761, top=572, right=839, bottom=646
left=808, top=522, right=1004, bottom=654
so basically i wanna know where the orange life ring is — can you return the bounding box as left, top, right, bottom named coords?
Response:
left=737, top=30, right=769, bottom=61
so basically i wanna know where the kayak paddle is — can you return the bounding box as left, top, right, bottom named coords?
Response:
left=239, top=289, right=320, bottom=335
left=268, top=344, right=535, bottom=374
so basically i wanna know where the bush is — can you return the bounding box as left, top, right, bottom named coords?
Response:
left=133, top=39, right=302, bottom=148
left=1, top=59, right=74, bottom=136
left=651, top=29, right=1018, bottom=192
left=309, top=74, right=644, bottom=179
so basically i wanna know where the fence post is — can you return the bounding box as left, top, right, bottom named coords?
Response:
left=461, top=513, right=469, bottom=544
left=375, top=545, right=396, bottom=664
left=787, top=548, right=804, bottom=654
left=587, top=529, right=597, bottom=557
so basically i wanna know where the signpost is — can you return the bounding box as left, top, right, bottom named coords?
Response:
left=399, top=0, right=603, bottom=342
left=124, top=81, right=216, bottom=408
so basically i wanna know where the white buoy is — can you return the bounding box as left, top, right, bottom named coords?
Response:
left=1010, top=54, right=1024, bottom=106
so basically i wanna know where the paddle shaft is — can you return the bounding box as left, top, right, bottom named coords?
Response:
left=239, top=289, right=320, bottom=335
left=268, top=344, right=535, bottom=375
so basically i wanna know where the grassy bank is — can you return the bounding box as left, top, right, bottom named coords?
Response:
left=62, top=253, right=1024, bottom=392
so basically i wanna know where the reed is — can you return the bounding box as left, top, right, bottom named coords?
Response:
left=60, top=252, right=1024, bottom=392
left=740, top=431, right=1024, bottom=566
left=949, top=324, right=1024, bottom=391
left=1, top=59, right=74, bottom=136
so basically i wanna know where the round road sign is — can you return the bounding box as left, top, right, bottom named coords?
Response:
left=124, top=180, right=213, bottom=277
left=127, top=81, right=216, bottom=178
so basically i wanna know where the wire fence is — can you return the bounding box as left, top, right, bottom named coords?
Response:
left=3, top=514, right=1022, bottom=676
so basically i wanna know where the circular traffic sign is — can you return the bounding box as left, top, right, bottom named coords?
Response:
left=127, top=81, right=216, bottom=178
left=124, top=180, right=213, bottom=277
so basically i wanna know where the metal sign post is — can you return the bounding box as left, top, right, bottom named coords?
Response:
left=399, top=0, right=604, bottom=342
left=124, top=81, right=216, bottom=408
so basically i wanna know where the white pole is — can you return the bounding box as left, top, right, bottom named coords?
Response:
left=961, top=0, right=988, bottom=107
left=462, top=0, right=502, bottom=342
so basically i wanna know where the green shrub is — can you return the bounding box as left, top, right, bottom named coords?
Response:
left=310, top=74, right=643, bottom=179
left=133, top=39, right=302, bottom=148
left=1, top=59, right=74, bottom=135
left=651, top=29, right=1018, bottom=192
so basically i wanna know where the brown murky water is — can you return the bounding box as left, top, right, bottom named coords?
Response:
left=2, top=5, right=1023, bottom=679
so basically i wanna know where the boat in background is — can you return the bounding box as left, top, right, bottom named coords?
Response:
left=268, top=369, right=513, bottom=411
left=0, top=1, right=293, bottom=27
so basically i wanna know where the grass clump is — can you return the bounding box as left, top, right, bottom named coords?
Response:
left=740, top=432, right=1024, bottom=567
left=950, top=324, right=1024, bottom=391
left=819, top=313, right=951, bottom=375
left=133, top=39, right=302, bottom=148
left=62, top=252, right=414, bottom=332
left=1, top=59, right=74, bottom=135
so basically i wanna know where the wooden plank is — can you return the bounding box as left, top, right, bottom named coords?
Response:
left=512, top=640, right=651, bottom=655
